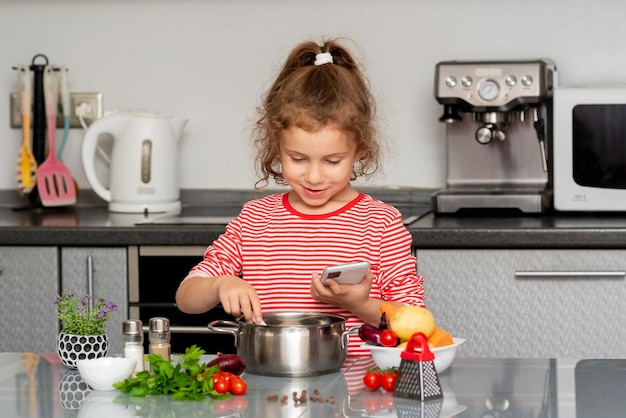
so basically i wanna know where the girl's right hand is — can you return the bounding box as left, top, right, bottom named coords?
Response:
left=216, top=275, right=264, bottom=324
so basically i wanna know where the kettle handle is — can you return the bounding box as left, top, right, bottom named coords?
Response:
left=81, top=114, right=126, bottom=202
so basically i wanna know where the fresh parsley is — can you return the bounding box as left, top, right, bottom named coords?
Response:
left=113, top=345, right=229, bottom=401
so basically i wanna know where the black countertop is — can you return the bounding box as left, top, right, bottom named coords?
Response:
left=2, top=189, right=626, bottom=249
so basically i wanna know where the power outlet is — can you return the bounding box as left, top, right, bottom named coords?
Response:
left=10, top=92, right=103, bottom=129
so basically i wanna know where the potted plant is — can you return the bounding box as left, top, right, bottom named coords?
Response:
left=54, top=291, right=118, bottom=369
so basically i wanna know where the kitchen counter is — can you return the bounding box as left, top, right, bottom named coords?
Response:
left=5, top=351, right=624, bottom=417
left=2, top=189, right=626, bottom=248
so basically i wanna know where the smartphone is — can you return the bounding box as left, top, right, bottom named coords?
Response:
left=320, top=261, right=370, bottom=286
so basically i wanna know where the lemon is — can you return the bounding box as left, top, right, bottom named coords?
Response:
left=390, top=306, right=436, bottom=341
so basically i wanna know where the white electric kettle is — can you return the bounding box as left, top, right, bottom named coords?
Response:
left=82, top=110, right=188, bottom=213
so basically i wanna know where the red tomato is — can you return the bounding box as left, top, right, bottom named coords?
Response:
left=380, top=391, right=395, bottom=409
left=364, top=398, right=382, bottom=414
left=381, top=372, right=397, bottom=392
left=219, top=371, right=234, bottom=384
left=380, top=329, right=398, bottom=347
left=212, top=400, right=230, bottom=413
left=228, top=396, right=248, bottom=411
left=230, top=376, right=248, bottom=396
left=363, top=371, right=382, bottom=390
left=213, top=376, right=230, bottom=394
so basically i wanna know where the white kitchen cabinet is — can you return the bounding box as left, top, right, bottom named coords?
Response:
left=60, top=247, right=128, bottom=354
left=0, top=246, right=59, bottom=352
left=416, top=249, right=626, bottom=358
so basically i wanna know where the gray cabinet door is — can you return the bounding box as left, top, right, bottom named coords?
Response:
left=0, top=246, right=59, bottom=352
left=60, top=247, right=128, bottom=354
left=417, top=249, right=626, bottom=358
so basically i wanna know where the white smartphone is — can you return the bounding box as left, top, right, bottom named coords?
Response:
left=320, top=261, right=370, bottom=286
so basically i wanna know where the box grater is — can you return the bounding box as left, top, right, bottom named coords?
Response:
left=393, top=332, right=443, bottom=402
left=394, top=397, right=443, bottom=418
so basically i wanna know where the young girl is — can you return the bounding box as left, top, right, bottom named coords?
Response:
left=176, top=38, right=424, bottom=355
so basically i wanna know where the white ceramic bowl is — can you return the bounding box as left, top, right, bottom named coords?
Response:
left=362, top=338, right=465, bottom=373
left=77, top=357, right=136, bottom=391
left=78, top=391, right=136, bottom=418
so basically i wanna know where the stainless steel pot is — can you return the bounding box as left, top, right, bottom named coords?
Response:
left=207, top=312, right=357, bottom=377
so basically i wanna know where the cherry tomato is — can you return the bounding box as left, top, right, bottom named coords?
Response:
left=213, top=376, right=230, bottom=394
left=212, top=400, right=230, bottom=413
left=381, top=372, right=397, bottom=392
left=229, top=375, right=247, bottom=395
left=219, top=371, right=234, bottom=384
left=363, top=371, right=382, bottom=390
left=228, top=396, right=249, bottom=411
left=380, top=329, right=398, bottom=347
left=380, top=391, right=395, bottom=409
left=364, top=398, right=382, bottom=414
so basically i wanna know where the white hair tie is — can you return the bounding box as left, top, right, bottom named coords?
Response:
left=314, top=52, right=333, bottom=66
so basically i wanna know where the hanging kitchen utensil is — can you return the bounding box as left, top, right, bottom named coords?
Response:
left=36, top=65, right=76, bottom=206
left=28, top=54, right=49, bottom=208
left=57, top=65, right=79, bottom=195
left=58, top=65, right=70, bottom=161
left=15, top=64, right=37, bottom=195
left=393, top=332, right=444, bottom=402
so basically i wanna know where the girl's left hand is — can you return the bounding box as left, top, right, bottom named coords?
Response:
left=310, top=269, right=373, bottom=312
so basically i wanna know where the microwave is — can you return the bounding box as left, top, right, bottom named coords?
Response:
left=553, top=87, right=626, bottom=211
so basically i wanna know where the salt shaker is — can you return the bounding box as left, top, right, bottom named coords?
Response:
left=149, top=317, right=171, bottom=361
left=122, top=319, right=144, bottom=373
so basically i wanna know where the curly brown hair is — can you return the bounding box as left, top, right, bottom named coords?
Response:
left=253, top=38, right=381, bottom=188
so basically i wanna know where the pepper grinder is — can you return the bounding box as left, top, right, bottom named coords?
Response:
left=148, top=317, right=171, bottom=361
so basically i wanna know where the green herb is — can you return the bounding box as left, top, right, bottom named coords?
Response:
left=113, top=394, right=219, bottom=418
left=54, top=290, right=117, bottom=335
left=113, top=345, right=228, bottom=401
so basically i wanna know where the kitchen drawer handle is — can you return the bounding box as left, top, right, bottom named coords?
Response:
left=515, top=270, right=626, bottom=278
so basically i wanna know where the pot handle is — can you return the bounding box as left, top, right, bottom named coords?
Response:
left=207, top=320, right=241, bottom=346
left=342, top=324, right=362, bottom=350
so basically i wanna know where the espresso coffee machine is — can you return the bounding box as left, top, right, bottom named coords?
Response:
left=432, top=60, right=557, bottom=213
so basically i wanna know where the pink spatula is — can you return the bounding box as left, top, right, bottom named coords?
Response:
left=37, top=65, right=76, bottom=206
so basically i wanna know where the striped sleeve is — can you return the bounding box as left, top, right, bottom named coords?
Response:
left=376, top=213, right=424, bottom=307
left=187, top=216, right=244, bottom=278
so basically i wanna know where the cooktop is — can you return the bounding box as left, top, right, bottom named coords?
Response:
left=135, top=202, right=432, bottom=226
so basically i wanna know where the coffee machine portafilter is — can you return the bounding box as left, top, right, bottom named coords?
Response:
left=432, top=60, right=557, bottom=214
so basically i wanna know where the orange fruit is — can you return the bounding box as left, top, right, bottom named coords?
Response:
left=428, top=326, right=454, bottom=347
left=379, top=303, right=399, bottom=321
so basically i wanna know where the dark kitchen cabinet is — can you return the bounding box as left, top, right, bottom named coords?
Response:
left=128, top=246, right=236, bottom=354
left=0, top=246, right=59, bottom=352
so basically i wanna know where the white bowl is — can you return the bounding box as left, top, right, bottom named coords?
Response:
left=77, top=357, right=136, bottom=391
left=362, top=338, right=465, bottom=373
left=78, top=391, right=136, bottom=418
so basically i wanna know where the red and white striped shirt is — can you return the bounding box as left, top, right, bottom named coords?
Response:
left=187, top=192, right=424, bottom=355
